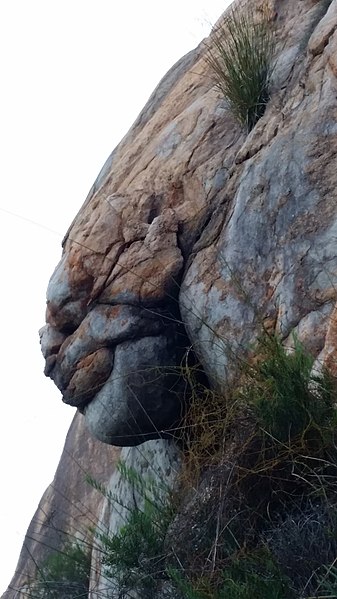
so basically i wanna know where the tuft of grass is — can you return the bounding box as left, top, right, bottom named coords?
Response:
left=205, top=4, right=275, bottom=131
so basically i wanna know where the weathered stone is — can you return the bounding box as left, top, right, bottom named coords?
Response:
left=84, top=335, right=185, bottom=445
left=40, top=6, right=244, bottom=444
left=39, top=324, right=66, bottom=359
left=3, top=413, right=119, bottom=598
left=181, top=0, right=337, bottom=386
left=41, top=0, right=337, bottom=441
left=6, top=0, right=337, bottom=596
left=308, top=0, right=337, bottom=56
left=64, top=347, right=114, bottom=407
left=46, top=304, right=167, bottom=409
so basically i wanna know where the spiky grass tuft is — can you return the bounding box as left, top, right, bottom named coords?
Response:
left=206, top=5, right=275, bottom=131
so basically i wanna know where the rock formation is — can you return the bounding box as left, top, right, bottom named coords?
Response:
left=3, top=413, right=119, bottom=598
left=181, top=0, right=337, bottom=386
left=4, top=0, right=337, bottom=596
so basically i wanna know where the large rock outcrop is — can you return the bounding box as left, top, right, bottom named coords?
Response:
left=39, top=0, right=337, bottom=448
left=5, top=0, right=337, bottom=596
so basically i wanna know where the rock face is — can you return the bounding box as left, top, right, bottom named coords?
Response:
left=181, top=0, right=337, bottom=387
left=39, top=0, right=337, bottom=448
left=38, top=3, right=234, bottom=446
left=5, top=0, right=337, bottom=596
left=3, top=413, right=119, bottom=598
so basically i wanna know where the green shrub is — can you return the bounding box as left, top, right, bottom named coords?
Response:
left=99, top=501, right=168, bottom=597
left=169, top=550, right=292, bottom=599
left=219, top=550, right=292, bottom=599
left=243, top=334, right=337, bottom=446
left=168, top=334, right=337, bottom=598
left=92, top=460, right=175, bottom=598
left=205, top=5, right=275, bottom=131
left=26, top=541, right=90, bottom=598
left=25, top=337, right=337, bottom=599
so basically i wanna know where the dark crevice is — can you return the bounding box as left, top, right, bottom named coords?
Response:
left=298, top=0, right=335, bottom=54
left=146, top=193, right=163, bottom=223
left=59, top=323, right=78, bottom=336
left=148, top=207, right=158, bottom=224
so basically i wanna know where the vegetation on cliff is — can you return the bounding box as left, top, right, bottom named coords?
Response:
left=25, top=335, right=337, bottom=598
left=25, top=542, right=90, bottom=598
left=205, top=4, right=275, bottom=131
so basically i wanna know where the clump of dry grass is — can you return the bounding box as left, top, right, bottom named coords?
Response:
left=176, top=360, right=243, bottom=487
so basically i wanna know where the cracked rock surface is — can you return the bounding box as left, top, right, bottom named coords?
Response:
left=40, top=0, right=337, bottom=446
left=181, top=0, right=337, bottom=386
left=39, top=0, right=246, bottom=446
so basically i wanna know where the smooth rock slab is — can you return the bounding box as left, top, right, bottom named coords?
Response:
left=84, top=335, right=185, bottom=445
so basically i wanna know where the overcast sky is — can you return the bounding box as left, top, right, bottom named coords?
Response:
left=0, top=0, right=231, bottom=592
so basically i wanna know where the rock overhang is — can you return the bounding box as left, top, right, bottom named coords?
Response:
left=40, top=0, right=337, bottom=448
left=39, top=26, right=244, bottom=446
left=40, top=288, right=188, bottom=446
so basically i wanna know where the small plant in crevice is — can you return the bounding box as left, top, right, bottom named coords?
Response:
left=205, top=4, right=276, bottom=132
